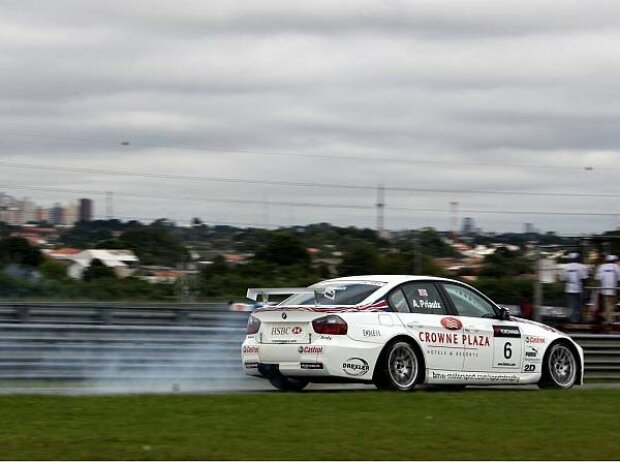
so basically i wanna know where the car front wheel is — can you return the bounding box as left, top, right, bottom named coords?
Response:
left=374, top=341, right=422, bottom=391
left=538, top=342, right=578, bottom=389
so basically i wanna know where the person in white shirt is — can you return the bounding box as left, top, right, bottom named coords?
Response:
left=596, top=254, right=620, bottom=331
left=562, top=253, right=589, bottom=324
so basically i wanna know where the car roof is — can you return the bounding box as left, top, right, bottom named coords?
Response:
left=318, top=274, right=455, bottom=285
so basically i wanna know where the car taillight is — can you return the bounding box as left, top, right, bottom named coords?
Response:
left=312, top=315, right=348, bottom=335
left=246, top=315, right=261, bottom=335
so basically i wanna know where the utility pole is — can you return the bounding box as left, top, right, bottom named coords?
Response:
left=376, top=185, right=385, bottom=234
left=533, top=248, right=543, bottom=322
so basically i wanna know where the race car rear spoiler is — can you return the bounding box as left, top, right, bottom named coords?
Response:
left=246, top=287, right=316, bottom=303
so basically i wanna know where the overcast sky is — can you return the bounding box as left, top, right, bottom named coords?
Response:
left=2, top=0, right=620, bottom=234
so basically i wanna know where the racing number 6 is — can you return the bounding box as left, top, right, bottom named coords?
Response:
left=504, top=342, right=512, bottom=359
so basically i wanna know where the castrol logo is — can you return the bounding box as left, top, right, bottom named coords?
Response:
left=440, top=317, right=463, bottom=331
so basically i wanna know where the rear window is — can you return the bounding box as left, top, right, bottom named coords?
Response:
left=281, top=282, right=385, bottom=306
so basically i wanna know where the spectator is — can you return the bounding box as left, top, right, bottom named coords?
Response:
left=562, top=253, right=589, bottom=324
left=596, top=255, right=620, bottom=332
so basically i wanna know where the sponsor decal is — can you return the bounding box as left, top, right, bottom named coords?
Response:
left=281, top=312, right=287, bottom=319
left=244, top=362, right=259, bottom=369
left=271, top=326, right=290, bottom=336
left=420, top=331, right=458, bottom=344
left=412, top=299, right=442, bottom=310
left=431, top=371, right=520, bottom=384
left=525, top=346, right=538, bottom=358
left=298, top=346, right=323, bottom=354
left=418, top=288, right=429, bottom=297
left=301, top=362, right=324, bottom=370
left=440, top=317, right=463, bottom=330
left=462, top=334, right=490, bottom=347
left=497, top=361, right=516, bottom=367
left=271, top=326, right=303, bottom=336
left=426, top=348, right=479, bottom=358
left=493, top=325, right=521, bottom=338
left=242, top=346, right=259, bottom=354
left=419, top=331, right=490, bottom=347
left=526, top=336, right=545, bottom=344
left=525, top=346, right=541, bottom=363
left=342, top=357, right=370, bottom=376
left=319, top=335, right=332, bottom=341
left=362, top=328, right=381, bottom=337
left=323, top=287, right=346, bottom=300
left=524, top=364, right=536, bottom=372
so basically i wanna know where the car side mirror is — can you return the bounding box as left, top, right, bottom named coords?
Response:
left=497, top=306, right=510, bottom=321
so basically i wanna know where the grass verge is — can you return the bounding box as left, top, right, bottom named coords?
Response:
left=0, top=389, right=618, bottom=460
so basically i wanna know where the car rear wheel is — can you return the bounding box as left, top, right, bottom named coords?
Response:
left=268, top=372, right=309, bottom=392
left=374, top=341, right=422, bottom=391
left=538, top=342, right=578, bottom=389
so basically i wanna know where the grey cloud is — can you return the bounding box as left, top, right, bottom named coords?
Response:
left=1, top=0, right=620, bottom=233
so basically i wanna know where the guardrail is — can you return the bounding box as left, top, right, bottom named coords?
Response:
left=0, top=303, right=617, bottom=385
left=571, top=334, right=620, bottom=380
left=0, top=302, right=233, bottom=326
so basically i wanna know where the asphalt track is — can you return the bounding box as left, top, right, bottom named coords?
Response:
left=0, top=381, right=617, bottom=395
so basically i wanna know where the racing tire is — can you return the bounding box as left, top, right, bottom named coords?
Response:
left=538, top=341, right=578, bottom=389
left=268, top=373, right=309, bottom=392
left=374, top=340, right=423, bottom=391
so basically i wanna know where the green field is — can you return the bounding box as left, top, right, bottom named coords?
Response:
left=0, top=389, right=618, bottom=460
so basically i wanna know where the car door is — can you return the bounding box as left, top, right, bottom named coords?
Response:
left=440, top=282, right=523, bottom=374
left=389, top=281, right=464, bottom=372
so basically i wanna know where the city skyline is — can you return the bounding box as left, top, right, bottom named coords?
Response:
left=0, top=189, right=600, bottom=238
left=0, top=191, right=93, bottom=226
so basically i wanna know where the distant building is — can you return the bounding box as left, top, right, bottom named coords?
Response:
left=49, top=203, right=64, bottom=225
left=43, top=248, right=82, bottom=262
left=68, top=249, right=139, bottom=279
left=0, top=193, right=21, bottom=225
left=35, top=207, right=47, bottom=223
left=524, top=223, right=536, bottom=234
left=0, top=192, right=95, bottom=226
left=461, top=217, right=475, bottom=235
left=64, top=202, right=78, bottom=226
left=42, top=248, right=82, bottom=268
left=18, top=198, right=36, bottom=224
left=78, top=198, right=93, bottom=222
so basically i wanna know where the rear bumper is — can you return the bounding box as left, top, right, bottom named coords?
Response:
left=241, top=337, right=383, bottom=381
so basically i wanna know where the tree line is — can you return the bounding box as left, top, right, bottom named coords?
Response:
left=0, top=219, right=571, bottom=304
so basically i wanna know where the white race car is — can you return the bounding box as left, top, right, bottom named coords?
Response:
left=241, top=275, right=584, bottom=391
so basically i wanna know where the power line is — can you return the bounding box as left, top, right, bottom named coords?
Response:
left=1, top=183, right=619, bottom=218
left=0, top=183, right=373, bottom=210
left=1, top=131, right=614, bottom=171
left=388, top=207, right=620, bottom=217
left=0, top=159, right=619, bottom=198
